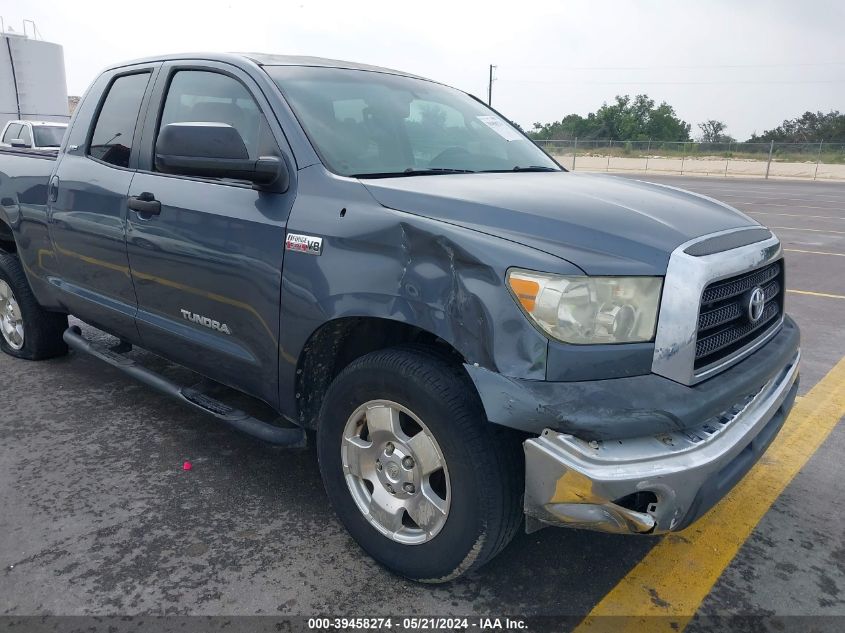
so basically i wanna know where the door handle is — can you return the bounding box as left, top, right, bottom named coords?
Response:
left=48, top=175, right=59, bottom=203
left=128, top=192, right=161, bottom=217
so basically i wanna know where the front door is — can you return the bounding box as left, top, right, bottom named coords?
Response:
left=48, top=67, right=157, bottom=340
left=125, top=64, right=295, bottom=405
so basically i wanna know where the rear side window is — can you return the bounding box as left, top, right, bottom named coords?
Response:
left=89, top=72, right=151, bottom=167
left=33, top=125, right=65, bottom=147
left=158, top=70, right=271, bottom=161
left=2, top=123, right=21, bottom=143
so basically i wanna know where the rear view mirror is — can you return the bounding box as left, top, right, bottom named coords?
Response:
left=10, top=138, right=31, bottom=149
left=155, top=122, right=288, bottom=189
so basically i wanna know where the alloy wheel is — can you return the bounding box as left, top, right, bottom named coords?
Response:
left=341, top=400, right=451, bottom=545
left=0, top=280, right=24, bottom=350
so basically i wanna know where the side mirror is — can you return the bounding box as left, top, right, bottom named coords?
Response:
left=10, top=138, right=31, bottom=149
left=155, top=122, right=288, bottom=189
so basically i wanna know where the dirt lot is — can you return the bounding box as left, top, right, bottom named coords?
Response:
left=1, top=176, right=844, bottom=631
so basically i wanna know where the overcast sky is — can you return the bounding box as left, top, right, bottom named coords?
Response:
left=2, top=0, right=843, bottom=140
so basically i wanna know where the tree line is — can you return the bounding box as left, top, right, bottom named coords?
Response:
left=528, top=95, right=845, bottom=144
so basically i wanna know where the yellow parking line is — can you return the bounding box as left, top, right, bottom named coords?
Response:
left=785, top=248, right=845, bottom=257
left=574, top=355, right=845, bottom=633
left=787, top=289, right=845, bottom=300
left=769, top=226, right=845, bottom=235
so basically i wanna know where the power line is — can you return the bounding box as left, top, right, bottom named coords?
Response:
left=502, top=79, right=845, bottom=85
left=501, top=61, right=845, bottom=71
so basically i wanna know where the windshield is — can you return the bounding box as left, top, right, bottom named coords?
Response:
left=267, top=66, right=559, bottom=177
left=33, top=125, right=66, bottom=147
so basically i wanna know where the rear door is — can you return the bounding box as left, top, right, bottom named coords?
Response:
left=47, top=65, right=158, bottom=340
left=126, top=61, right=296, bottom=406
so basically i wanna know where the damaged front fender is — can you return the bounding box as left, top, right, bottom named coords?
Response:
left=277, top=166, right=583, bottom=419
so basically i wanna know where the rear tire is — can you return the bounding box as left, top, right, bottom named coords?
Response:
left=0, top=252, right=67, bottom=360
left=317, top=346, right=523, bottom=582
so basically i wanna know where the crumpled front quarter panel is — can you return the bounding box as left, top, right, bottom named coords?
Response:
left=277, top=167, right=582, bottom=418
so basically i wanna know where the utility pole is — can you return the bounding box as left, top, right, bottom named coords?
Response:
left=487, top=64, right=496, bottom=106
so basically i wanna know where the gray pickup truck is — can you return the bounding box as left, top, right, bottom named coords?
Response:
left=0, top=53, right=800, bottom=582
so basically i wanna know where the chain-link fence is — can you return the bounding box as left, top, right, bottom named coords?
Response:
left=536, top=139, right=845, bottom=180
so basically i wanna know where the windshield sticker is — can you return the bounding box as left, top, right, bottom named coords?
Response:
left=476, top=115, right=524, bottom=141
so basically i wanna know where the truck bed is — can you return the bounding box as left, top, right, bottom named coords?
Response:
left=0, top=147, right=56, bottom=209
left=0, top=145, right=58, bottom=291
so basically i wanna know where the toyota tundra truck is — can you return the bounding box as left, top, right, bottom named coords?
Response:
left=0, top=53, right=800, bottom=582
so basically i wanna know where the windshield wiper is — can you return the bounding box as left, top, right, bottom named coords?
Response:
left=515, top=165, right=560, bottom=172
left=351, top=168, right=476, bottom=179
left=479, top=165, right=560, bottom=173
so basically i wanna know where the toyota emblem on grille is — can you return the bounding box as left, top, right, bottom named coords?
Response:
left=747, top=286, right=766, bottom=323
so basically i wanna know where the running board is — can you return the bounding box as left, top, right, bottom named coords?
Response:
left=63, top=326, right=306, bottom=447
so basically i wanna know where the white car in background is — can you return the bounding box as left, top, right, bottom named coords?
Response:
left=0, top=120, right=67, bottom=150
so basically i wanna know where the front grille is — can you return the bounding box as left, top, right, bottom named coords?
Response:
left=694, top=261, right=783, bottom=370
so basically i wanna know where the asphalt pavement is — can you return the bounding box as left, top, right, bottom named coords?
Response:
left=1, top=175, right=843, bottom=629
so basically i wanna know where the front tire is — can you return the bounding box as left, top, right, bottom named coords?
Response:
left=317, top=346, right=523, bottom=582
left=0, top=252, right=67, bottom=360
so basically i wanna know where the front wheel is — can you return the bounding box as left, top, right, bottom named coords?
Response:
left=317, top=346, right=523, bottom=582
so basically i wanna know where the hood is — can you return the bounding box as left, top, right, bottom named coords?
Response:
left=361, top=172, right=758, bottom=275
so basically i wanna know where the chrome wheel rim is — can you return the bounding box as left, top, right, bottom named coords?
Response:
left=341, top=400, right=451, bottom=545
left=0, top=280, right=24, bottom=351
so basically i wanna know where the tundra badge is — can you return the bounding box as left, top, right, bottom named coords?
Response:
left=285, top=233, right=323, bottom=256
left=181, top=309, right=232, bottom=335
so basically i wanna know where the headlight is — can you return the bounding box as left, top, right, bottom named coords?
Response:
left=506, top=269, right=663, bottom=344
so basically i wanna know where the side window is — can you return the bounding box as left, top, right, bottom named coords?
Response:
left=158, top=70, right=269, bottom=162
left=18, top=125, right=32, bottom=146
left=3, top=123, right=22, bottom=143
left=89, top=72, right=151, bottom=168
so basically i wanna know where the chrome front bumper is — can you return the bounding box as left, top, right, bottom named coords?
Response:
left=523, top=349, right=800, bottom=534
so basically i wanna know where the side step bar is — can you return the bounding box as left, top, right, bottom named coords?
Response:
left=63, top=326, right=306, bottom=447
